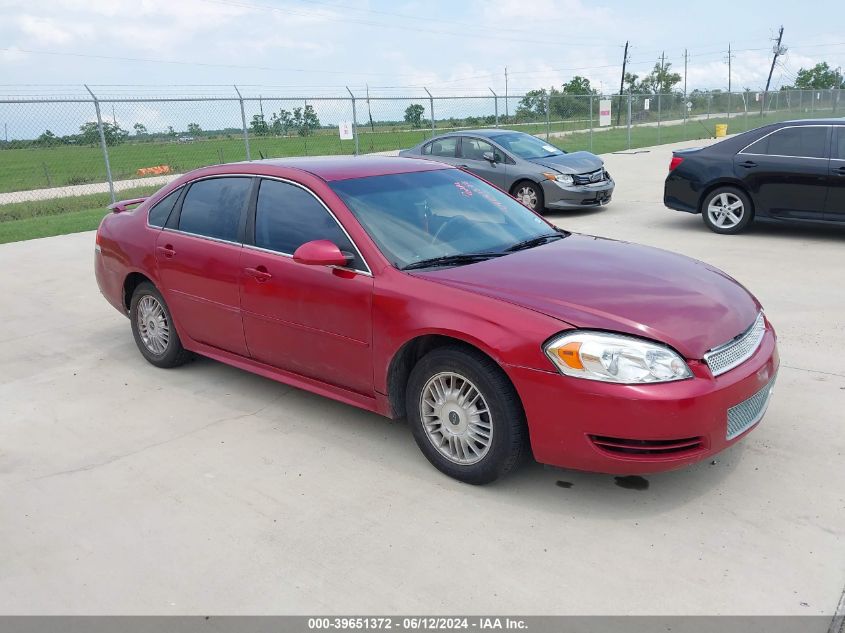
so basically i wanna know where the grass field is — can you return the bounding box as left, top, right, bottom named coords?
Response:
left=0, top=105, right=838, bottom=244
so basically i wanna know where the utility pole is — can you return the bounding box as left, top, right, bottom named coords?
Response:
left=504, top=67, right=509, bottom=120
left=616, top=40, right=629, bottom=126
left=683, top=49, right=689, bottom=131
left=726, top=43, right=734, bottom=118
left=762, top=26, right=786, bottom=114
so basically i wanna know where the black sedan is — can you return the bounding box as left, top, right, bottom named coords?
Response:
left=664, top=118, right=845, bottom=234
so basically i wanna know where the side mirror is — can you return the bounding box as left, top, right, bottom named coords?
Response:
left=482, top=151, right=496, bottom=163
left=293, top=240, right=350, bottom=267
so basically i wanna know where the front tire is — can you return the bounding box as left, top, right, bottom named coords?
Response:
left=129, top=282, right=192, bottom=368
left=513, top=180, right=545, bottom=213
left=406, top=346, right=527, bottom=484
left=701, top=186, right=753, bottom=234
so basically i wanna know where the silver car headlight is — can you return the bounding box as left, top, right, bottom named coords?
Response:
left=542, top=171, right=574, bottom=186
left=544, top=331, right=692, bottom=384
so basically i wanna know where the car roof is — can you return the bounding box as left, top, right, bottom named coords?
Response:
left=427, top=129, right=527, bottom=140
left=235, top=155, right=451, bottom=181
left=778, top=118, right=845, bottom=125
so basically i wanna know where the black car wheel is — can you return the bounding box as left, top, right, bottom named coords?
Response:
left=406, top=346, right=528, bottom=484
left=701, top=187, right=753, bottom=234
left=513, top=180, right=545, bottom=213
left=130, top=282, right=192, bottom=368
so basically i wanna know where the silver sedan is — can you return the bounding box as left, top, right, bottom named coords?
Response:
left=399, top=129, right=615, bottom=213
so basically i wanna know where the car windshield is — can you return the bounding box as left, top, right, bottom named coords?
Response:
left=491, top=132, right=566, bottom=159
left=330, top=169, right=563, bottom=270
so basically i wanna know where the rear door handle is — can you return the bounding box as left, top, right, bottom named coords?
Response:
left=156, top=245, right=175, bottom=258
left=244, top=266, right=272, bottom=282
left=738, top=160, right=758, bottom=168
left=834, top=166, right=845, bottom=176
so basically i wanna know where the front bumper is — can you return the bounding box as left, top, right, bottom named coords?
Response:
left=505, top=326, right=779, bottom=474
left=543, top=178, right=615, bottom=209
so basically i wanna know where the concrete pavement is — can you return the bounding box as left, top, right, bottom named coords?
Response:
left=0, top=139, right=843, bottom=619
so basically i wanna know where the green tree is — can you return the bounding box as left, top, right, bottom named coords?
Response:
left=271, top=109, right=293, bottom=135
left=36, top=130, right=60, bottom=147
left=789, top=62, right=844, bottom=89
left=78, top=121, right=128, bottom=146
left=561, top=76, right=596, bottom=95
left=299, top=104, right=320, bottom=136
left=516, top=89, right=548, bottom=117
left=133, top=122, right=148, bottom=136
left=250, top=114, right=269, bottom=136
left=404, top=103, right=425, bottom=128
left=186, top=122, right=203, bottom=137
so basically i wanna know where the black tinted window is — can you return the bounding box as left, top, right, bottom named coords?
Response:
left=148, top=189, right=181, bottom=227
left=178, top=178, right=250, bottom=242
left=835, top=127, right=845, bottom=160
left=745, top=126, right=828, bottom=158
left=255, top=179, right=364, bottom=270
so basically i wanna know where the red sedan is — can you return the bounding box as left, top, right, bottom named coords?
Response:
left=95, top=157, right=778, bottom=484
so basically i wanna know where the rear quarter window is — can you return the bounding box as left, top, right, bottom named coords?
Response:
left=147, top=189, right=181, bottom=227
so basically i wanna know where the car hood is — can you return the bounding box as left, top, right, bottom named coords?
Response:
left=528, top=151, right=604, bottom=174
left=414, top=235, right=760, bottom=360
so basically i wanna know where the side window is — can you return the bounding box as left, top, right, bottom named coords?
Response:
left=429, top=137, right=458, bottom=157
left=461, top=137, right=498, bottom=161
left=254, top=179, right=365, bottom=270
left=148, top=189, right=181, bottom=227
left=744, top=126, right=828, bottom=159
left=178, top=177, right=251, bottom=242
left=835, top=128, right=845, bottom=160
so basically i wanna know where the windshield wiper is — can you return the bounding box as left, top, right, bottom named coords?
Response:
left=402, top=252, right=504, bottom=271
left=505, top=232, right=567, bottom=253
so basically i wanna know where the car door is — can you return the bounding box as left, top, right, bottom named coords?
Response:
left=421, top=136, right=460, bottom=166
left=457, top=136, right=508, bottom=188
left=735, top=125, right=830, bottom=221
left=239, top=178, right=374, bottom=395
left=826, top=126, right=845, bottom=221
left=156, top=176, right=252, bottom=357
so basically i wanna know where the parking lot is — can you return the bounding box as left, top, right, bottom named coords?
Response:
left=1, top=139, right=843, bottom=619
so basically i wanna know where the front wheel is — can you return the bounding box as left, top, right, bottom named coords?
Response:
left=701, top=187, right=753, bottom=234
left=513, top=180, right=545, bottom=213
left=406, top=346, right=528, bottom=484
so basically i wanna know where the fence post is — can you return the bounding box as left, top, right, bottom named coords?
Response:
left=84, top=85, right=115, bottom=204
left=490, top=88, right=498, bottom=128
left=233, top=85, right=251, bottom=161
left=424, top=87, right=435, bottom=138
left=588, top=94, right=593, bottom=152
left=545, top=92, right=550, bottom=140
left=657, top=93, right=662, bottom=144
left=626, top=91, right=632, bottom=149
left=346, top=87, right=359, bottom=156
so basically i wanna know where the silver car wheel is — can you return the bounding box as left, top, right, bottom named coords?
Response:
left=707, top=192, right=744, bottom=229
left=136, top=295, right=170, bottom=355
left=420, top=371, right=493, bottom=465
left=516, top=185, right=538, bottom=209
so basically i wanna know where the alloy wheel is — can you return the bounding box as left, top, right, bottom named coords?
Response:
left=707, top=192, right=745, bottom=229
left=419, top=371, right=493, bottom=465
left=136, top=295, right=170, bottom=355
left=516, top=185, right=538, bottom=209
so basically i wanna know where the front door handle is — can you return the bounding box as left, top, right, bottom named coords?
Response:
left=156, top=244, right=175, bottom=258
left=738, top=160, right=758, bottom=168
left=244, top=266, right=272, bottom=282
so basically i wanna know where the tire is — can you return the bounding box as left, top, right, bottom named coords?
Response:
left=405, top=346, right=528, bottom=484
left=512, top=180, right=545, bottom=213
left=129, top=282, right=192, bottom=368
left=701, top=186, right=753, bottom=234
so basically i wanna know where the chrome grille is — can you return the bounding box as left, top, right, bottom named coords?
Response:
left=704, top=312, right=765, bottom=376
left=573, top=168, right=605, bottom=185
left=727, top=375, right=776, bottom=440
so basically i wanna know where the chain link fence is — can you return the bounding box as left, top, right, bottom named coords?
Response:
left=1, top=88, right=842, bottom=215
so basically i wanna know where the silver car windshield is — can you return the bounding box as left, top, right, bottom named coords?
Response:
left=330, top=169, right=560, bottom=270
left=491, top=132, right=566, bottom=160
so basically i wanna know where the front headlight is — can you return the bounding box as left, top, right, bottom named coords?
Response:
left=544, top=331, right=692, bottom=384
left=542, top=171, right=574, bottom=185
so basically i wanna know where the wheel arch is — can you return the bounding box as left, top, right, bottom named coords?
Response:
left=122, top=271, right=156, bottom=312
left=697, top=179, right=755, bottom=216
left=509, top=177, right=541, bottom=196
left=386, top=333, right=520, bottom=420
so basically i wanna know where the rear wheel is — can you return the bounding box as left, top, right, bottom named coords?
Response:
left=701, top=186, right=753, bottom=234
left=513, top=180, right=545, bottom=213
left=129, top=282, right=192, bottom=368
left=406, top=346, right=527, bottom=484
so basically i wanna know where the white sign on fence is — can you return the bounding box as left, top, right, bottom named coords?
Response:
left=643, top=98, right=650, bottom=111
left=599, top=99, right=612, bottom=126
left=338, top=121, right=354, bottom=140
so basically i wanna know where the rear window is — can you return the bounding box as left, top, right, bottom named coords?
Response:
left=178, top=177, right=251, bottom=242
left=743, top=126, right=829, bottom=159
left=148, top=189, right=181, bottom=227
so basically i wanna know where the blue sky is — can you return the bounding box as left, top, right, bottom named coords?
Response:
left=0, top=0, right=843, bottom=99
